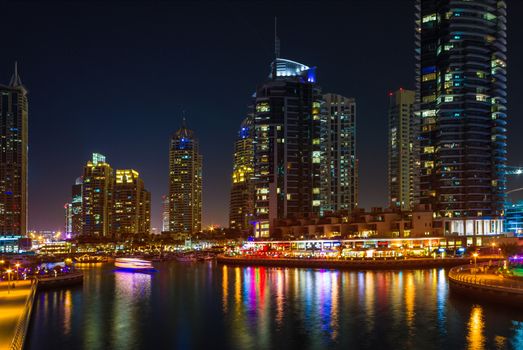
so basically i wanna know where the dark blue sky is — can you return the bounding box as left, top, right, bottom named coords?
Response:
left=1, top=0, right=522, bottom=231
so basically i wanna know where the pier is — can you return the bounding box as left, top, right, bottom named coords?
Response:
left=0, top=280, right=36, bottom=350
left=0, top=272, right=83, bottom=350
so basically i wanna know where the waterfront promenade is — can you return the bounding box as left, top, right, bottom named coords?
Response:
left=0, top=280, right=35, bottom=350
left=449, top=263, right=523, bottom=306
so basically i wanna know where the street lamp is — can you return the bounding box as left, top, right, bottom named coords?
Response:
left=473, top=253, right=479, bottom=274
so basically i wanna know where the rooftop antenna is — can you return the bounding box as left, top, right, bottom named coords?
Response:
left=274, top=17, right=280, bottom=59
left=181, top=110, right=187, bottom=128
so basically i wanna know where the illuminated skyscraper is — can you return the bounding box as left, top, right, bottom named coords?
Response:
left=161, top=195, right=169, bottom=232
left=82, top=153, right=114, bottom=237
left=71, top=177, right=83, bottom=236
left=169, top=119, right=202, bottom=234
left=0, top=63, right=28, bottom=236
left=416, top=0, right=507, bottom=230
left=64, top=203, right=72, bottom=236
left=229, top=116, right=255, bottom=233
left=113, top=169, right=150, bottom=237
left=320, top=93, right=357, bottom=214
left=388, top=88, right=416, bottom=210
left=253, top=57, right=322, bottom=237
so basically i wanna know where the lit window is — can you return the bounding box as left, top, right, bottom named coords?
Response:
left=422, top=13, right=437, bottom=23
left=422, top=73, right=436, bottom=82
left=476, top=94, right=488, bottom=102
left=421, top=109, right=436, bottom=117
left=256, top=102, right=270, bottom=113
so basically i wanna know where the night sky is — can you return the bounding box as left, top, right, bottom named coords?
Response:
left=1, top=0, right=522, bottom=231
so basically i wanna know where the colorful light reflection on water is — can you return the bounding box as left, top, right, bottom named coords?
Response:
left=27, top=263, right=523, bottom=350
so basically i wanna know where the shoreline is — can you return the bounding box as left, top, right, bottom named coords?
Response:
left=448, top=264, right=523, bottom=307
left=216, top=255, right=491, bottom=270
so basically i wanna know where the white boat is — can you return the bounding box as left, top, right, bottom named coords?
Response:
left=114, top=258, right=155, bottom=272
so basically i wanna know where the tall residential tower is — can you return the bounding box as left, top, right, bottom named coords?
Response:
left=229, top=116, right=255, bottom=233
left=388, top=88, right=416, bottom=210
left=253, top=58, right=322, bottom=237
left=82, top=153, right=114, bottom=237
left=416, top=0, right=506, bottom=234
left=0, top=64, right=28, bottom=236
left=320, top=93, right=358, bottom=215
left=113, top=169, right=150, bottom=237
left=169, top=119, right=202, bottom=234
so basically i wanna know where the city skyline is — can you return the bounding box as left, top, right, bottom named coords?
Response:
left=1, top=1, right=523, bottom=231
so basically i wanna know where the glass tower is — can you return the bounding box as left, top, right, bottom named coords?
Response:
left=416, top=0, right=507, bottom=220
left=253, top=58, right=322, bottom=237
left=169, top=119, right=202, bottom=234
left=0, top=63, right=28, bottom=236
left=229, top=116, right=255, bottom=233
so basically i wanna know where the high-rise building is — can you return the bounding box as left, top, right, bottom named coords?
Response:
left=0, top=63, right=28, bottom=236
left=82, top=153, right=114, bottom=237
left=71, top=177, right=83, bottom=236
left=169, top=119, right=202, bottom=234
left=64, top=203, right=72, bottom=236
left=229, top=116, right=255, bottom=233
left=253, top=57, right=322, bottom=237
left=416, top=0, right=507, bottom=233
left=161, top=195, right=169, bottom=233
left=113, top=169, right=151, bottom=237
left=320, top=93, right=357, bottom=215
left=388, top=88, right=416, bottom=210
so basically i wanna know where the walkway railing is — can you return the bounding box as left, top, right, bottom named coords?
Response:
left=448, top=262, right=523, bottom=293
left=10, top=280, right=37, bottom=350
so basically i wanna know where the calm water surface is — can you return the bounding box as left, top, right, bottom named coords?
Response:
left=27, top=263, right=523, bottom=349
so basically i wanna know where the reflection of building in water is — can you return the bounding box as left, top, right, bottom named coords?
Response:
left=113, top=271, right=152, bottom=349
left=467, top=306, right=485, bottom=350
left=222, top=265, right=228, bottom=313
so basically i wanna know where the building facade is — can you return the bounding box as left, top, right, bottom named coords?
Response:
left=388, top=88, right=417, bottom=210
left=169, top=119, right=202, bottom=234
left=416, top=0, right=507, bottom=223
left=113, top=169, right=150, bottom=237
left=161, top=195, right=169, bottom=233
left=320, top=93, right=357, bottom=215
left=0, top=64, right=28, bottom=236
left=71, top=177, right=83, bottom=236
left=229, top=116, right=255, bottom=233
left=82, top=153, right=114, bottom=237
left=253, top=58, right=322, bottom=238
left=505, top=201, right=523, bottom=236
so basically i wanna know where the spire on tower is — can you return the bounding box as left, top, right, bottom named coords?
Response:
left=274, top=17, right=280, bottom=59
left=9, top=61, right=23, bottom=88
left=181, top=111, right=188, bottom=129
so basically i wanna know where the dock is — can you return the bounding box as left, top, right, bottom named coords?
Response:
left=0, top=280, right=36, bottom=350
left=0, top=272, right=83, bottom=350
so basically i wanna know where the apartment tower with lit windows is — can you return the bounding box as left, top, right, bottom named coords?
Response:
left=320, top=93, right=358, bottom=215
left=0, top=64, right=28, bottom=236
left=388, top=89, right=417, bottom=210
left=113, top=169, right=151, bottom=237
left=229, top=116, right=255, bottom=233
left=416, top=0, right=507, bottom=235
left=168, top=119, right=202, bottom=234
left=82, top=153, right=114, bottom=237
left=253, top=57, right=322, bottom=237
